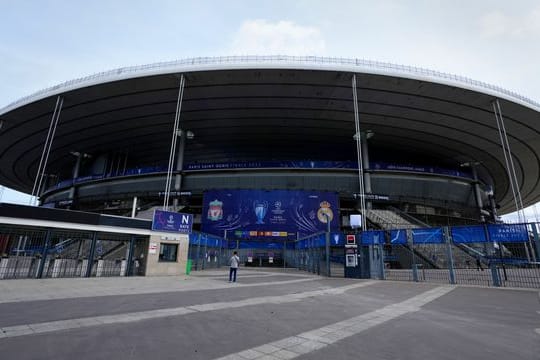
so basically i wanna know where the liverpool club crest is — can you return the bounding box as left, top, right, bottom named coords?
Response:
left=207, top=199, right=223, bottom=221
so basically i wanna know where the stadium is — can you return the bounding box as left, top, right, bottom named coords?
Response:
left=1, top=56, right=540, bottom=222
left=0, top=56, right=539, bottom=284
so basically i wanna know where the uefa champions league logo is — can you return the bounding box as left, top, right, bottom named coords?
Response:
left=253, top=200, right=268, bottom=224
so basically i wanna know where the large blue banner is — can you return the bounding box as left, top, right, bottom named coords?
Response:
left=487, top=224, right=528, bottom=243
left=361, top=230, right=385, bottom=245
left=451, top=225, right=487, bottom=243
left=412, top=228, right=444, bottom=244
left=152, top=209, right=193, bottom=234
left=389, top=229, right=407, bottom=244
left=202, top=190, right=339, bottom=238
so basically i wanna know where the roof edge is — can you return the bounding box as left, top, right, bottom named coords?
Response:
left=1, top=55, right=540, bottom=115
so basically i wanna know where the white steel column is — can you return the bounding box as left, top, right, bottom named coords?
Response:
left=352, top=74, right=367, bottom=231
left=496, top=99, right=526, bottom=218
left=492, top=99, right=532, bottom=261
left=131, top=196, right=138, bottom=218
left=163, top=75, right=185, bottom=210
left=492, top=100, right=522, bottom=220
left=30, top=96, right=64, bottom=206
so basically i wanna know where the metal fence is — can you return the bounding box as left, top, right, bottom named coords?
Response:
left=188, top=232, right=230, bottom=270
left=378, top=223, right=540, bottom=289
left=0, top=224, right=147, bottom=279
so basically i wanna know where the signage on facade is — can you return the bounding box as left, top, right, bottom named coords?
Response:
left=152, top=209, right=193, bottom=234
left=201, top=190, right=339, bottom=238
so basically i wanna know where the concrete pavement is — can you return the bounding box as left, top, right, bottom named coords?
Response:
left=0, top=268, right=539, bottom=359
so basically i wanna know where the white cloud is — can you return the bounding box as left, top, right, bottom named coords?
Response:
left=480, top=7, right=540, bottom=37
left=228, top=19, right=326, bottom=56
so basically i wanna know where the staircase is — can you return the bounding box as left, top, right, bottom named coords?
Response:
left=135, top=205, right=161, bottom=220
left=366, top=208, right=478, bottom=269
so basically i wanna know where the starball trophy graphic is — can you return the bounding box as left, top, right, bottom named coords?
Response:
left=253, top=200, right=268, bottom=224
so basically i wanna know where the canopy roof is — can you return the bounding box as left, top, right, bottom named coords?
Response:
left=1, top=56, right=539, bottom=214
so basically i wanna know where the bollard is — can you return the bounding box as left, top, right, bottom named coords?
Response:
left=186, top=259, right=192, bottom=275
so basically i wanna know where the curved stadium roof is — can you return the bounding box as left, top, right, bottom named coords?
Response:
left=1, top=55, right=539, bottom=214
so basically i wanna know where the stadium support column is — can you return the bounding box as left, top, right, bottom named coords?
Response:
left=471, top=165, right=483, bottom=220
left=462, top=162, right=484, bottom=221
left=68, top=152, right=83, bottom=203
left=173, top=130, right=187, bottom=211
left=361, top=131, right=372, bottom=210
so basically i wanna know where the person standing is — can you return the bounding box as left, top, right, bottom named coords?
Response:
left=229, top=251, right=240, bottom=282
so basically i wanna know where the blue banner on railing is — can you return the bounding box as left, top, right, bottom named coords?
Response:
left=296, top=233, right=327, bottom=249
left=152, top=209, right=193, bottom=234
left=189, top=233, right=225, bottom=247
left=389, top=229, right=407, bottom=244
left=451, top=225, right=488, bottom=243
left=487, top=224, right=528, bottom=243
left=361, top=230, right=385, bottom=245
left=412, top=228, right=444, bottom=244
left=330, top=232, right=345, bottom=246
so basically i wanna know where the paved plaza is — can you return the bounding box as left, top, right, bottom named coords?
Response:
left=0, top=268, right=539, bottom=359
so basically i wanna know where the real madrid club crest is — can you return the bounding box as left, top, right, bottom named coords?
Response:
left=317, top=201, right=334, bottom=223
left=207, top=199, right=223, bottom=221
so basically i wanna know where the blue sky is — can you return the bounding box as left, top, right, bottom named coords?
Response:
left=1, top=0, right=539, bottom=220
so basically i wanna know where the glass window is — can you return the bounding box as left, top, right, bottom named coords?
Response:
left=159, top=243, right=178, bottom=262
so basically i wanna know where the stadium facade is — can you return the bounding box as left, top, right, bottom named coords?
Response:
left=1, top=56, right=540, bottom=235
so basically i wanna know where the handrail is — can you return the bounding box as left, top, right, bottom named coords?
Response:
left=388, top=206, right=430, bottom=227
left=1, top=55, right=539, bottom=115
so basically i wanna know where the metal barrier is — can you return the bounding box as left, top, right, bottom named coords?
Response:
left=187, top=232, right=229, bottom=271
left=380, top=223, right=540, bottom=289
left=0, top=224, right=147, bottom=279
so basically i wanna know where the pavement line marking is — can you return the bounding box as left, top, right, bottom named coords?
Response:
left=213, top=286, right=455, bottom=360
left=0, top=281, right=377, bottom=339
left=0, top=277, right=321, bottom=304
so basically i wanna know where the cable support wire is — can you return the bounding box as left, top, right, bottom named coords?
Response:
left=30, top=96, right=60, bottom=203
left=352, top=74, right=367, bottom=231
left=496, top=100, right=526, bottom=220
left=492, top=100, right=524, bottom=222
left=163, top=75, right=185, bottom=210
left=493, top=99, right=532, bottom=261
left=30, top=96, right=63, bottom=206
